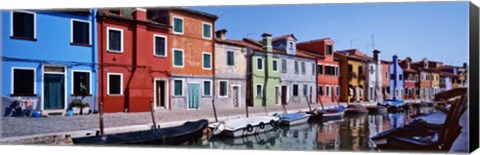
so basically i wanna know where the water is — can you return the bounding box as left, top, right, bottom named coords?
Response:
left=186, top=105, right=436, bottom=152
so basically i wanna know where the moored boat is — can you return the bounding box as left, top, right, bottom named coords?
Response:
left=275, top=112, right=312, bottom=126
left=308, top=106, right=345, bottom=121
left=209, top=116, right=280, bottom=138
left=72, top=119, right=209, bottom=145
left=366, top=105, right=387, bottom=114
left=345, top=104, right=368, bottom=115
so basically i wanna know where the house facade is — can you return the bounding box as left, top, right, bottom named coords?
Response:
left=389, top=55, right=404, bottom=100
left=365, top=50, right=382, bottom=103
left=335, top=49, right=367, bottom=103
left=411, top=58, right=432, bottom=101
left=213, top=29, right=248, bottom=109
left=381, top=61, right=391, bottom=100
left=399, top=57, right=417, bottom=101
left=297, top=38, right=340, bottom=105
left=272, top=34, right=317, bottom=106
left=1, top=9, right=98, bottom=114
left=148, top=8, right=218, bottom=110
left=97, top=8, right=171, bottom=112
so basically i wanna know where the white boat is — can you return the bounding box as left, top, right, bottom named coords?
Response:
left=209, top=116, right=280, bottom=137
left=275, top=113, right=311, bottom=126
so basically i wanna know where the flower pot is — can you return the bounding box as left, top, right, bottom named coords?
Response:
left=81, top=107, right=90, bottom=115
left=72, top=107, right=81, bottom=115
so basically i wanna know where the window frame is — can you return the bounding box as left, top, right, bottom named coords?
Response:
left=202, top=80, right=212, bottom=97
left=202, top=22, right=212, bottom=39
left=172, top=16, right=184, bottom=35
left=256, top=84, right=263, bottom=97
left=173, top=79, right=184, bottom=96
left=326, top=85, right=331, bottom=97
left=10, top=10, right=37, bottom=40
left=281, top=59, right=287, bottom=73
left=172, top=48, right=185, bottom=68
left=301, top=62, right=306, bottom=74
left=106, top=27, right=124, bottom=53
left=202, top=52, right=212, bottom=70
left=11, top=67, right=36, bottom=96
left=107, top=72, right=123, bottom=96
left=336, top=86, right=340, bottom=97
left=153, top=34, right=168, bottom=57
left=294, top=61, right=299, bottom=74
left=293, top=84, right=299, bottom=96
left=303, top=84, right=308, bottom=96
left=311, top=63, right=315, bottom=75
left=227, top=51, right=235, bottom=66
left=256, top=57, right=264, bottom=71
left=318, top=85, right=324, bottom=96
left=71, top=70, right=92, bottom=96
left=272, top=59, right=278, bottom=72
left=218, top=80, right=229, bottom=98
left=70, top=18, right=91, bottom=46
left=326, top=44, right=333, bottom=55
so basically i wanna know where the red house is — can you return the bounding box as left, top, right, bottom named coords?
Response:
left=297, top=38, right=340, bottom=104
left=97, top=8, right=171, bottom=112
left=399, top=57, right=417, bottom=100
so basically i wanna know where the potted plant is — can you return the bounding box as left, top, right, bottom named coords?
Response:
left=71, top=99, right=82, bottom=115
left=81, top=103, right=90, bottom=115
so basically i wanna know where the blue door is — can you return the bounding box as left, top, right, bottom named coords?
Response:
left=188, top=83, right=200, bottom=109
left=44, top=74, right=65, bottom=109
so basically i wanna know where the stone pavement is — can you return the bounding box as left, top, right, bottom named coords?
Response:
left=0, top=102, right=371, bottom=144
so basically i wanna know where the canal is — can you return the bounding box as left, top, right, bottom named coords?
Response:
left=185, top=105, right=436, bottom=152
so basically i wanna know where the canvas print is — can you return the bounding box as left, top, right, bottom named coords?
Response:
left=0, top=1, right=477, bottom=154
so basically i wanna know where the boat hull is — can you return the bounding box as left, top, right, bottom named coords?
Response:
left=279, top=115, right=310, bottom=126
left=209, top=116, right=280, bottom=138
left=222, top=122, right=276, bottom=137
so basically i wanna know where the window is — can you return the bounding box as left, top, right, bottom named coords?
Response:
left=154, top=35, right=167, bottom=57
left=348, top=65, right=353, bottom=72
left=203, top=81, right=211, bottom=96
left=174, top=80, right=183, bottom=96
left=12, top=68, right=35, bottom=95
left=173, top=49, right=184, bottom=67
left=71, top=19, right=90, bottom=45
left=312, top=63, right=315, bottom=75
left=294, top=61, right=299, bottom=74
left=108, top=73, right=122, bottom=95
left=73, top=71, right=90, bottom=95
left=326, top=86, right=331, bottom=96
left=303, top=85, right=308, bottom=96
left=336, top=86, right=340, bottom=97
left=202, top=23, right=212, bottom=39
left=399, top=74, right=403, bottom=80
left=173, top=17, right=184, bottom=34
left=301, top=62, right=306, bottom=74
left=326, top=45, right=333, bottom=55
left=227, top=51, right=234, bottom=66
left=386, top=72, right=389, bottom=79
left=281, top=59, right=287, bottom=73
left=12, top=11, right=35, bottom=39
left=107, top=27, right=123, bottom=52
left=256, top=84, right=263, bottom=97
left=317, top=64, right=323, bottom=75
left=318, top=86, right=323, bottom=96
left=219, top=81, right=228, bottom=97
left=289, top=41, right=294, bottom=50
left=272, top=60, right=278, bottom=72
left=390, top=74, right=395, bottom=79
left=203, top=52, right=212, bottom=69
left=335, top=66, right=339, bottom=76
left=293, top=84, right=299, bottom=96
left=325, top=66, right=336, bottom=76
left=257, top=58, right=263, bottom=70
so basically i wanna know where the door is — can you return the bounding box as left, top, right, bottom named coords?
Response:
left=155, top=80, right=166, bottom=109
left=232, top=86, right=240, bottom=108
left=44, top=74, right=65, bottom=109
left=281, top=86, right=287, bottom=105
left=275, top=87, right=280, bottom=105
left=188, top=83, right=200, bottom=109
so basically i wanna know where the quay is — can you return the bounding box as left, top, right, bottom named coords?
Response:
left=0, top=102, right=372, bottom=144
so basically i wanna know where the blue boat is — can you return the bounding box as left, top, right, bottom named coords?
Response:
left=308, top=106, right=346, bottom=121
left=274, top=113, right=311, bottom=126
left=380, top=99, right=406, bottom=108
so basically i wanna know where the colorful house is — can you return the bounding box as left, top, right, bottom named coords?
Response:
left=381, top=60, right=391, bottom=100
left=243, top=33, right=281, bottom=107
left=399, top=57, right=418, bottom=101
left=411, top=58, right=432, bottom=101
left=365, top=50, right=381, bottom=103
left=335, top=49, right=368, bottom=103
left=272, top=34, right=317, bottom=105
left=96, top=8, right=171, bottom=112
left=213, top=29, right=247, bottom=109
left=297, top=38, right=340, bottom=105
left=389, top=55, right=404, bottom=100
left=2, top=9, right=98, bottom=115
left=148, top=8, right=218, bottom=110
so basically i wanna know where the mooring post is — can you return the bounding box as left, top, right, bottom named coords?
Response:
left=150, top=100, right=157, bottom=129
left=99, top=102, right=104, bottom=136
left=305, top=94, right=312, bottom=112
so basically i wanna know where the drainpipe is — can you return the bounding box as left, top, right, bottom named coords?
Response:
left=392, top=55, right=398, bottom=100
left=211, top=21, right=218, bottom=122
left=99, top=15, right=104, bottom=111
left=91, top=9, right=98, bottom=112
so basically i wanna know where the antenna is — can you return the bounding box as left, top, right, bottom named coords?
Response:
left=350, top=39, right=357, bottom=49
left=371, top=34, right=376, bottom=49
left=246, top=33, right=256, bottom=38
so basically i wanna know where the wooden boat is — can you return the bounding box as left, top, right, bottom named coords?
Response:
left=72, top=119, right=209, bottom=145
left=275, top=112, right=311, bottom=126
left=209, top=116, right=280, bottom=138
left=371, top=88, right=467, bottom=151
left=345, top=104, right=368, bottom=115
left=308, top=106, right=345, bottom=121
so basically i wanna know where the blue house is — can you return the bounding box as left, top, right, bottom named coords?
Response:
left=389, top=55, right=404, bottom=100
left=1, top=9, right=98, bottom=115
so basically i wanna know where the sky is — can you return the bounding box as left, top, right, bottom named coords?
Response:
left=190, top=2, right=469, bottom=66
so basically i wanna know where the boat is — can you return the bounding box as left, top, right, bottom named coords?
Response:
left=308, top=106, right=345, bottom=121
left=371, top=88, right=467, bottom=151
left=275, top=112, right=311, bottom=126
left=380, top=99, right=406, bottom=111
left=72, top=119, right=209, bottom=145
left=344, top=104, right=368, bottom=115
left=209, top=116, right=280, bottom=138
left=366, top=105, right=387, bottom=114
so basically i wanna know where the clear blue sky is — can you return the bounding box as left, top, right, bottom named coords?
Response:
left=190, top=2, right=469, bottom=66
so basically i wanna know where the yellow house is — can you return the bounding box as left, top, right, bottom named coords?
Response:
left=335, top=49, right=369, bottom=103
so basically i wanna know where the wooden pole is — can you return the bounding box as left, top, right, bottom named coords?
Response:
left=150, top=100, right=157, bottom=129
left=318, top=95, right=325, bottom=110
left=305, top=94, right=312, bottom=112
left=99, top=102, right=104, bottom=136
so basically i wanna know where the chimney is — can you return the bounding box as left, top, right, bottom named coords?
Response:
left=215, top=29, right=227, bottom=40
left=373, top=50, right=380, bottom=62
left=392, top=55, right=398, bottom=65
left=132, top=8, right=147, bottom=21
left=261, top=33, right=272, bottom=52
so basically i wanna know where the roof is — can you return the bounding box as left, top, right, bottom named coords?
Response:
left=335, top=49, right=372, bottom=62
left=403, top=68, right=417, bottom=73
left=215, top=38, right=247, bottom=47
left=149, top=7, right=218, bottom=20
left=272, top=34, right=297, bottom=42
left=440, top=72, right=459, bottom=77
left=97, top=9, right=171, bottom=29
left=296, top=38, right=332, bottom=45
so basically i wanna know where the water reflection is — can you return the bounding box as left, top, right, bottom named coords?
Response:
left=191, top=106, right=434, bottom=151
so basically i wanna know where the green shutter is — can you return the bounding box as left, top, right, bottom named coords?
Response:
left=203, top=24, right=211, bottom=38
left=203, top=54, right=211, bottom=68
left=174, top=80, right=182, bottom=96
left=174, top=50, right=183, bottom=66
left=204, top=81, right=211, bottom=96
left=174, top=18, right=183, bottom=33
